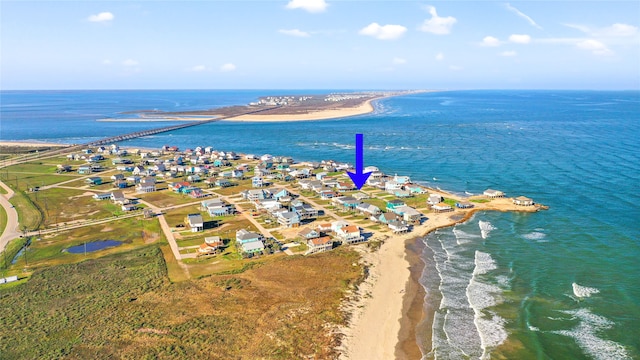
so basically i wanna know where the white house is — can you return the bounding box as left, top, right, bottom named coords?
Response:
left=484, top=189, right=505, bottom=198
left=336, top=225, right=365, bottom=244
left=187, top=214, right=204, bottom=232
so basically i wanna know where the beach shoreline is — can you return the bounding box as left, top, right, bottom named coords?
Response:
left=339, top=201, right=543, bottom=360
left=223, top=97, right=378, bottom=122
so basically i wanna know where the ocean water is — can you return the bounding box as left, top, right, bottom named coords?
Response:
left=1, top=89, right=639, bottom=359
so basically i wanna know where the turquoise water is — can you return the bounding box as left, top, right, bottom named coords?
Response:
left=1, top=89, right=638, bottom=358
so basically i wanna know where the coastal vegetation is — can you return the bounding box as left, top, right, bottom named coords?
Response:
left=0, top=246, right=364, bottom=359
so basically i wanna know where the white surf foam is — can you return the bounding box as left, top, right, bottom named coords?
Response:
left=522, top=231, right=547, bottom=241
left=478, top=221, right=496, bottom=239
left=554, top=309, right=631, bottom=360
left=572, top=282, right=600, bottom=298
left=466, top=251, right=507, bottom=358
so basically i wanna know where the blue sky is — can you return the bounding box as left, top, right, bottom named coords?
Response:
left=2, top=1, right=639, bottom=90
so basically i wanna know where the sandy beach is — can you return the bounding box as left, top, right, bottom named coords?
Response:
left=339, top=196, right=544, bottom=360
left=224, top=98, right=377, bottom=122
left=0, top=141, right=70, bottom=148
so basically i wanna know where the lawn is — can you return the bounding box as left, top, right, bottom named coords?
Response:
left=9, top=190, right=43, bottom=230
left=0, top=204, right=7, bottom=237
left=30, top=187, right=120, bottom=225
left=0, top=246, right=364, bottom=359
left=8, top=217, right=165, bottom=272
left=137, top=190, right=201, bottom=208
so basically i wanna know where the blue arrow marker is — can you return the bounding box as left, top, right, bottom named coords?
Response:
left=347, top=133, right=372, bottom=190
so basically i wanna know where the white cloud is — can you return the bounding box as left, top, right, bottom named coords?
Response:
left=449, top=65, right=463, bottom=71
left=102, top=59, right=112, bottom=65
left=565, top=22, right=638, bottom=37
left=88, top=12, right=114, bottom=23
left=419, top=6, right=457, bottom=35
left=509, top=34, right=531, bottom=44
left=220, top=63, right=237, bottom=72
left=392, top=57, right=407, bottom=65
left=122, top=59, right=139, bottom=66
left=285, top=0, right=328, bottom=13
left=500, top=50, right=517, bottom=57
left=481, top=36, right=501, bottom=47
left=190, top=65, right=208, bottom=72
left=359, top=23, right=407, bottom=40
left=435, top=52, right=444, bottom=61
left=600, top=23, right=638, bottom=37
left=278, top=29, right=310, bottom=37
left=505, top=3, right=542, bottom=30
left=576, top=39, right=612, bottom=55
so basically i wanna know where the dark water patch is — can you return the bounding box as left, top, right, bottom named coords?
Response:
left=64, top=240, right=123, bottom=254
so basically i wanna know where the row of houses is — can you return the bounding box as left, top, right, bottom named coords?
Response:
left=301, top=220, right=366, bottom=255
left=92, top=190, right=141, bottom=212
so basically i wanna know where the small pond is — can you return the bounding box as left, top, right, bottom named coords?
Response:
left=65, top=240, right=123, bottom=254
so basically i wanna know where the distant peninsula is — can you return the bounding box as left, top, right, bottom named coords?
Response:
left=98, top=90, right=432, bottom=123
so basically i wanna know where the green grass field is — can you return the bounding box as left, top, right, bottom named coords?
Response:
left=9, top=191, right=43, bottom=230
left=0, top=204, right=7, bottom=237
left=0, top=246, right=364, bottom=359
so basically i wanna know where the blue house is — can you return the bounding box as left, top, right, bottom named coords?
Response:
left=270, top=188, right=289, bottom=200
left=386, top=199, right=405, bottom=212
left=236, top=229, right=264, bottom=244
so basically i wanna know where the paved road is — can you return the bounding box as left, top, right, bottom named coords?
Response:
left=0, top=181, right=21, bottom=253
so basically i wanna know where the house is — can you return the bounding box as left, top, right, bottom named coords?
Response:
left=330, top=220, right=349, bottom=232
left=432, top=203, right=453, bottom=213
left=407, top=185, right=427, bottom=194
left=277, top=211, right=300, bottom=228
left=236, top=229, right=264, bottom=244
left=241, top=240, right=265, bottom=255
left=187, top=174, right=201, bottom=182
left=484, top=189, right=505, bottom=198
left=202, top=198, right=234, bottom=216
left=316, top=172, right=327, bottom=180
left=215, top=179, right=232, bottom=188
left=113, top=180, right=128, bottom=189
left=56, top=164, right=72, bottom=173
left=121, top=204, right=138, bottom=212
left=353, top=192, right=370, bottom=200
left=336, top=182, right=355, bottom=191
left=427, top=194, right=444, bottom=206
left=386, top=199, right=406, bottom=211
left=513, top=196, right=534, bottom=206
left=393, top=175, right=411, bottom=184
left=394, top=206, right=422, bottom=222
left=85, top=177, right=102, bottom=186
left=298, top=227, right=320, bottom=240
left=385, top=181, right=403, bottom=192
left=394, top=189, right=412, bottom=198
left=244, top=189, right=268, bottom=201
left=379, top=212, right=399, bottom=224
left=319, top=190, right=338, bottom=200
left=252, top=176, right=265, bottom=188
left=388, top=220, right=409, bottom=233
left=77, top=165, right=92, bottom=175
left=356, top=203, right=381, bottom=216
left=456, top=201, right=474, bottom=209
left=306, top=236, right=333, bottom=255
left=317, top=223, right=332, bottom=233
left=93, top=192, right=112, bottom=200
left=186, top=214, right=204, bottom=232
left=126, top=175, right=141, bottom=184
left=336, top=225, right=365, bottom=244
left=132, top=166, right=146, bottom=176
left=189, top=188, right=206, bottom=199
left=198, top=236, right=223, bottom=255
left=110, top=190, right=127, bottom=204
left=111, top=173, right=126, bottom=182
left=293, top=203, right=318, bottom=220
left=333, top=196, right=360, bottom=209
left=268, top=188, right=289, bottom=200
